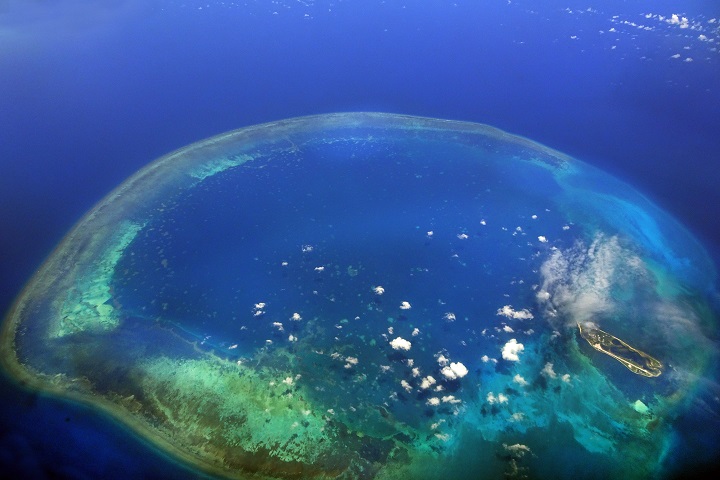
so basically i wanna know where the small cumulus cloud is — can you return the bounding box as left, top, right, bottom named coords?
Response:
left=513, top=374, right=529, bottom=386
left=502, top=339, right=524, bottom=362
left=440, top=362, right=469, bottom=380
left=400, top=301, right=412, bottom=310
left=541, top=362, right=557, bottom=378
left=420, top=376, right=436, bottom=390
left=441, top=395, right=462, bottom=404
left=487, top=392, right=509, bottom=404
left=390, top=337, right=412, bottom=351
left=503, top=443, right=531, bottom=458
left=481, top=355, right=498, bottom=364
left=497, top=305, right=534, bottom=320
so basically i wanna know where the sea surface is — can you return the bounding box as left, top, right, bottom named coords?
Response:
left=1, top=1, right=719, bottom=479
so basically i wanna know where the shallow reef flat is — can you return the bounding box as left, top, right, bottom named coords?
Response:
left=2, top=113, right=718, bottom=479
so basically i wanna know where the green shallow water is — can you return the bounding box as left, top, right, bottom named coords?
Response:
left=2, top=113, right=718, bottom=479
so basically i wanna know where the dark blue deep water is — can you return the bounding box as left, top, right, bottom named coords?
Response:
left=1, top=1, right=719, bottom=479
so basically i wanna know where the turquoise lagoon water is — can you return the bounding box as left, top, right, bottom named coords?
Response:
left=2, top=113, right=718, bottom=479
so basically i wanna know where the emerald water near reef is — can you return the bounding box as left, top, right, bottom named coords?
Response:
left=1, top=113, right=718, bottom=479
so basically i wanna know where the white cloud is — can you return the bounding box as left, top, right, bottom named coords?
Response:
left=487, top=392, right=509, bottom=404
left=390, top=337, right=411, bottom=351
left=538, top=235, right=548, bottom=243
left=541, top=362, right=557, bottom=379
left=503, top=325, right=514, bottom=333
left=538, top=234, right=635, bottom=327
left=513, top=374, right=529, bottom=386
left=420, top=376, right=436, bottom=389
left=497, top=305, right=534, bottom=320
left=443, top=312, right=456, bottom=322
left=427, top=397, right=441, bottom=406
left=502, top=339, right=524, bottom=362
left=441, top=362, right=469, bottom=380
left=400, top=301, right=412, bottom=310
left=437, top=354, right=449, bottom=366
left=561, top=373, right=572, bottom=383
left=373, top=286, right=385, bottom=295
left=503, top=443, right=531, bottom=458
left=441, top=395, right=462, bottom=404
left=400, top=380, right=412, bottom=393
left=411, top=328, right=420, bottom=336
left=290, top=312, right=302, bottom=321
left=536, top=290, right=551, bottom=301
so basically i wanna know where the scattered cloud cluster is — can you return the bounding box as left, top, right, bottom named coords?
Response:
left=537, top=234, right=638, bottom=327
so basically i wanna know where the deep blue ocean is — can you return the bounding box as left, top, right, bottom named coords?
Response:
left=1, top=1, right=719, bottom=479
